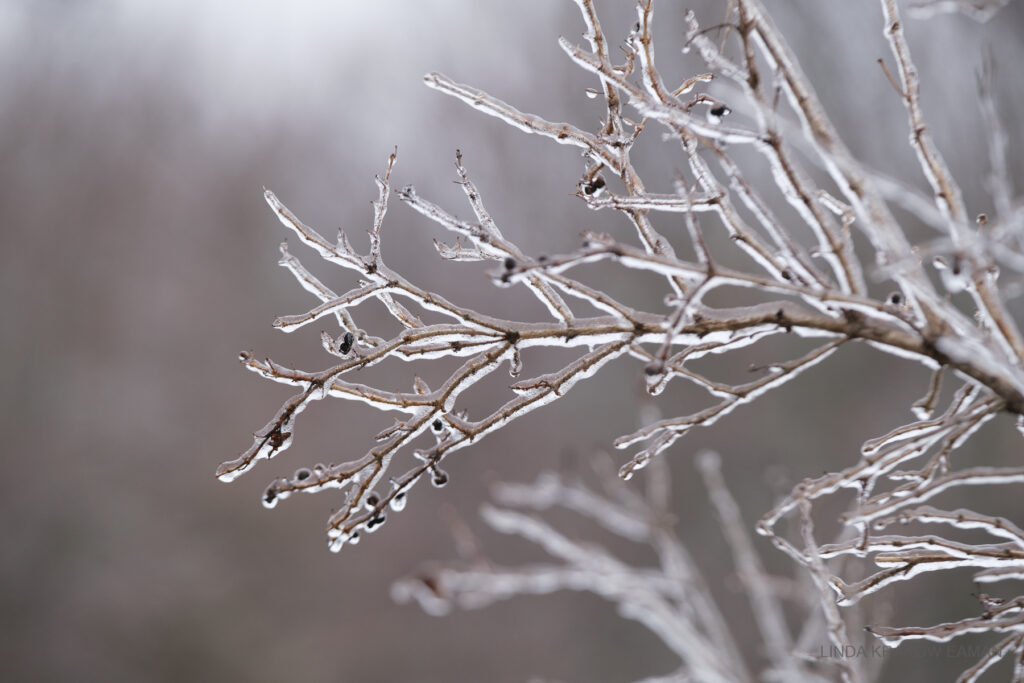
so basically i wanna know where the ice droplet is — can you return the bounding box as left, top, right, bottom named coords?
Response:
left=263, top=484, right=280, bottom=508
left=431, top=468, right=450, bottom=488
left=509, top=348, right=523, bottom=377
left=910, top=405, right=932, bottom=421
left=365, top=512, right=387, bottom=532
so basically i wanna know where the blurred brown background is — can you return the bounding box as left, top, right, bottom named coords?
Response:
left=2, top=1, right=1023, bottom=681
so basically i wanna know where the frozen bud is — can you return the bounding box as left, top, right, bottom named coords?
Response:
left=267, top=429, right=291, bottom=449
left=644, top=361, right=664, bottom=376
left=887, top=291, right=903, bottom=306
left=707, top=103, right=731, bottom=124
left=339, top=331, right=354, bottom=355
left=643, top=361, right=668, bottom=395
left=504, top=256, right=516, bottom=271
left=390, top=492, right=407, bottom=512
left=294, top=468, right=312, bottom=482
left=366, top=513, right=386, bottom=531
left=263, top=486, right=279, bottom=508
left=976, top=213, right=987, bottom=227
left=431, top=468, right=449, bottom=488
left=580, top=174, right=606, bottom=197
left=364, top=491, right=381, bottom=508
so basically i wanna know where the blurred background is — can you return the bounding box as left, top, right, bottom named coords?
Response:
left=2, top=1, right=1023, bottom=681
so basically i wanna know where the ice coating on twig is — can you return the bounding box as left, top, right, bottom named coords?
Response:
left=224, top=1, right=1024, bottom=677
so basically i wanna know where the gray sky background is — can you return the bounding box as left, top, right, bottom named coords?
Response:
left=2, top=1, right=1023, bottom=681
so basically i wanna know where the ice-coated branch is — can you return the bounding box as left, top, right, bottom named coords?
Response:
left=225, top=1, right=1024, bottom=678
left=880, top=0, right=1024, bottom=364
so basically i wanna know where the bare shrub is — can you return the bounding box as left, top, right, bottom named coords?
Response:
left=221, top=1, right=1024, bottom=680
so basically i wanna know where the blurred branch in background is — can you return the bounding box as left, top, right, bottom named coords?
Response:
left=908, top=0, right=1013, bottom=22
left=393, top=452, right=887, bottom=682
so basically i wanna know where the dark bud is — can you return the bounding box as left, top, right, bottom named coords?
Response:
left=888, top=291, right=903, bottom=306
left=365, top=491, right=380, bottom=508
left=294, top=468, right=311, bottom=481
left=710, top=105, right=728, bottom=118
left=339, top=331, right=354, bottom=355
left=537, top=254, right=549, bottom=264
left=582, top=175, right=606, bottom=195
left=263, top=487, right=277, bottom=504
left=504, top=256, right=516, bottom=270
left=432, top=419, right=444, bottom=432
left=432, top=469, right=449, bottom=487
left=268, top=430, right=290, bottom=449
left=644, top=362, right=664, bottom=376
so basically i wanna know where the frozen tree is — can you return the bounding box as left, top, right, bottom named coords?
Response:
left=221, top=0, right=1024, bottom=680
